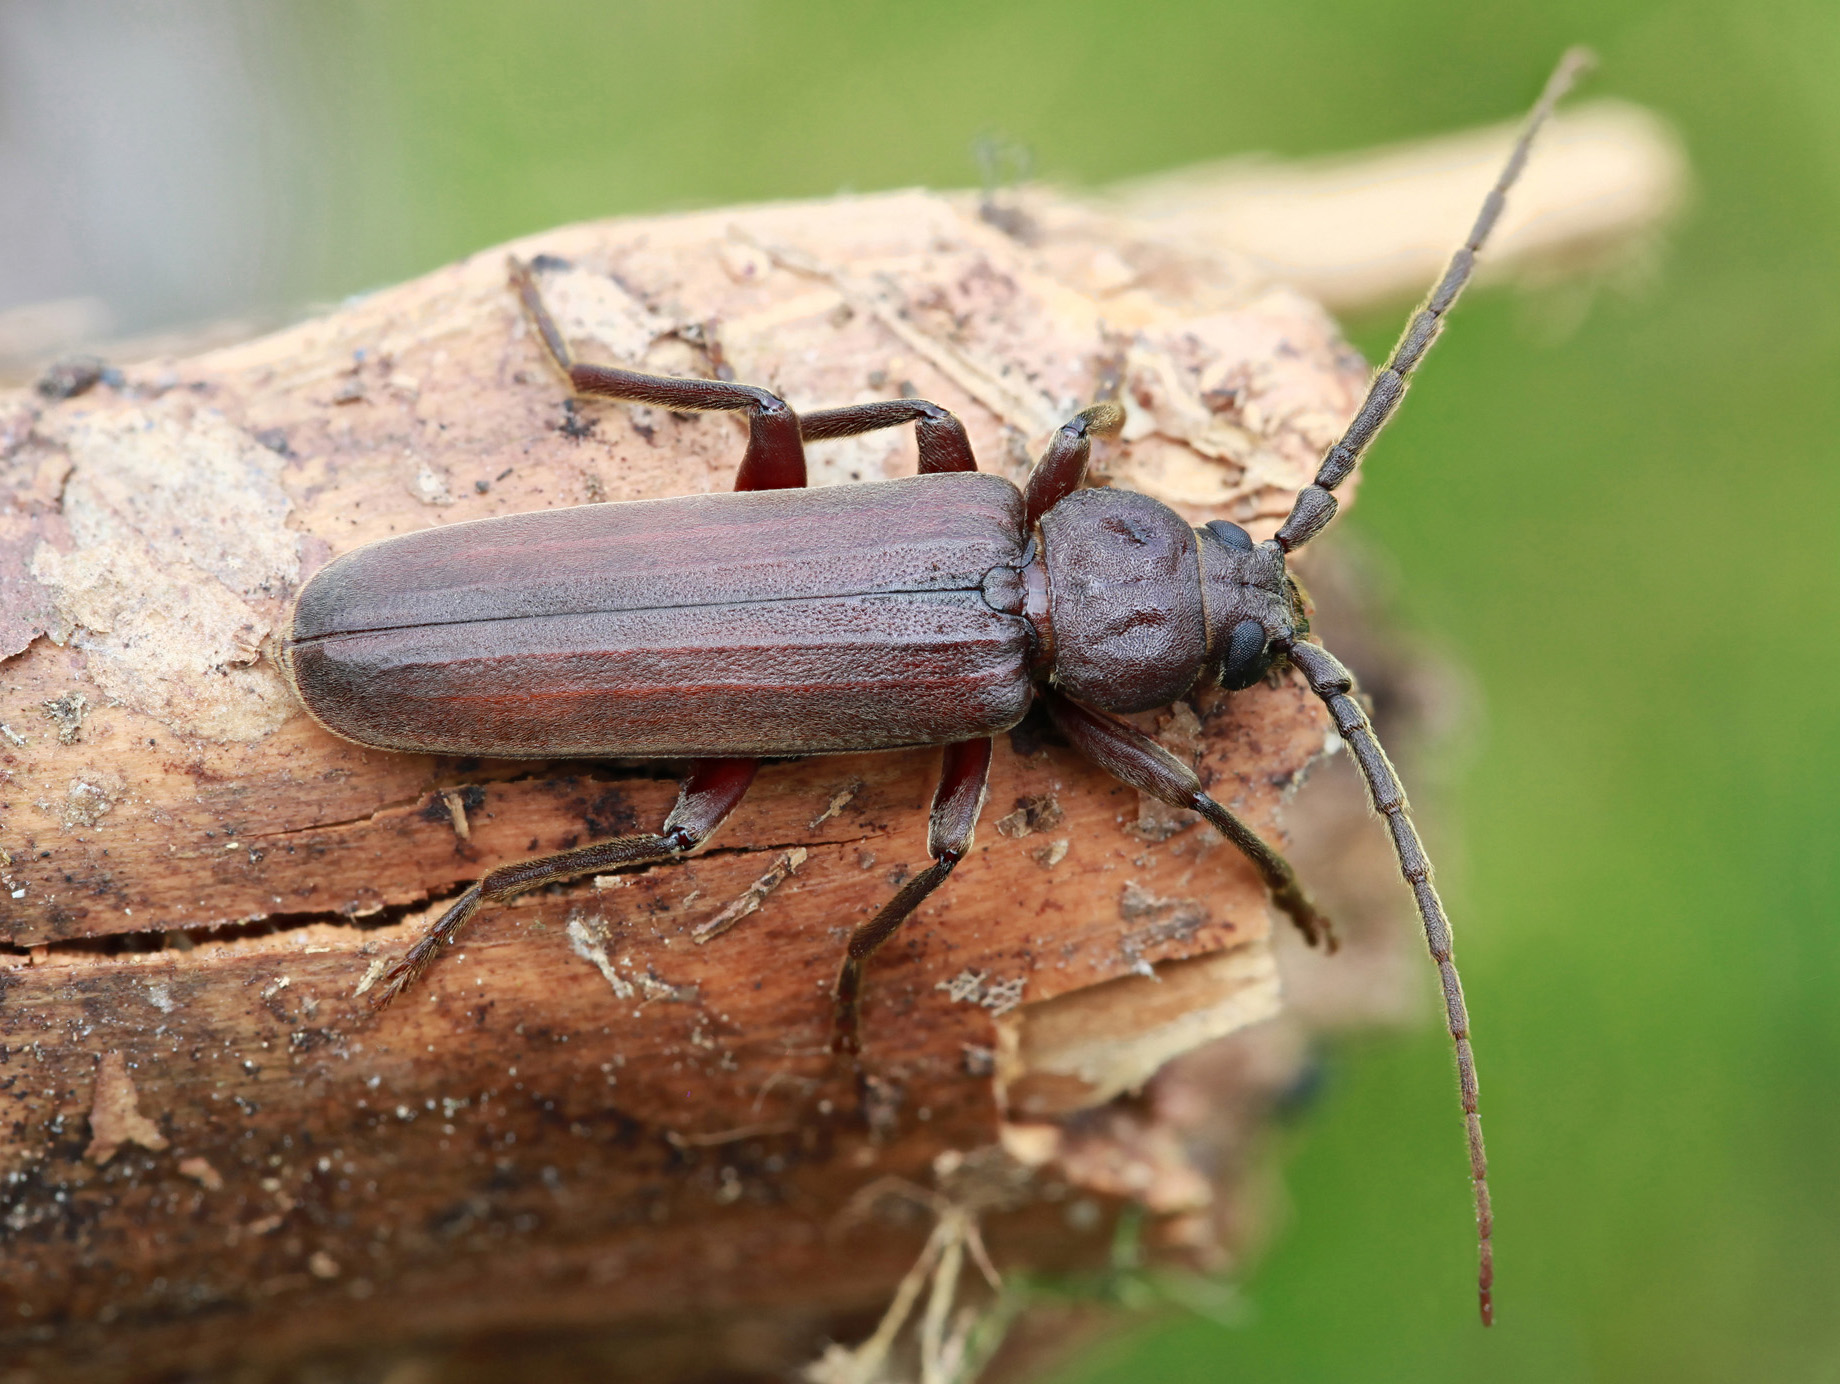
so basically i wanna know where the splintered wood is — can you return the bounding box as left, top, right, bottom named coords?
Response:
left=1, top=185, right=1399, bottom=1382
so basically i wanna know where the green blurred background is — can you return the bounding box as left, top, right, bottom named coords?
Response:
left=6, top=1, right=1835, bottom=1378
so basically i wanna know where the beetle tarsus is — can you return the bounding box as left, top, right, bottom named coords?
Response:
left=507, top=255, right=577, bottom=376
left=371, top=883, right=485, bottom=1010
left=511, top=255, right=812, bottom=490
left=1039, top=689, right=1335, bottom=946
left=1186, top=791, right=1338, bottom=952
left=369, top=760, right=759, bottom=1007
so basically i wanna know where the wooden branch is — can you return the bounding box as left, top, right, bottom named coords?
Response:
left=1096, top=99, right=1687, bottom=310
left=0, top=105, right=1676, bottom=1376
left=0, top=186, right=1349, bottom=1381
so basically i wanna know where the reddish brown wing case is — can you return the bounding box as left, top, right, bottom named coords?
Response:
left=283, top=473, right=1034, bottom=758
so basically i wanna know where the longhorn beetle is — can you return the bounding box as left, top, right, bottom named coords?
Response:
left=280, top=50, right=1593, bottom=1325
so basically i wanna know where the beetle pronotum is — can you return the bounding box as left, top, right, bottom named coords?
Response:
left=280, top=51, right=1592, bottom=1324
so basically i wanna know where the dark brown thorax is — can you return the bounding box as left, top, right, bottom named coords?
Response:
left=1033, top=487, right=1296, bottom=712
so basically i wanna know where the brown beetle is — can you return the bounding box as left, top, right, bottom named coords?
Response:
left=280, top=50, right=1592, bottom=1326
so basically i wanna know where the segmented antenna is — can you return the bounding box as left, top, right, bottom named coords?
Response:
left=1285, top=639, right=1496, bottom=1325
left=1269, top=57, right=1597, bottom=1320
left=1274, top=48, right=1595, bottom=553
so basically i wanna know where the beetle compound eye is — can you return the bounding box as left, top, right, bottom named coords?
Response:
left=1205, top=519, right=1255, bottom=552
left=1218, top=619, right=1271, bottom=690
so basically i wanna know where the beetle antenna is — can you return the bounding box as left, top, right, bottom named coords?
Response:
left=1274, top=47, right=1594, bottom=553
left=1283, top=638, right=1496, bottom=1325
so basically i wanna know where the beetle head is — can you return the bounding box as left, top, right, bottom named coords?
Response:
left=1034, top=490, right=1311, bottom=713
left=1194, top=521, right=1308, bottom=690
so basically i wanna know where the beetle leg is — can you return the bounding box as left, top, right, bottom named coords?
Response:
left=799, top=399, right=977, bottom=474
left=833, top=737, right=993, bottom=1056
left=1021, top=402, right=1126, bottom=528
left=569, top=367, right=804, bottom=493
left=1041, top=689, right=1336, bottom=950
left=371, top=758, right=759, bottom=1006
left=509, top=256, right=806, bottom=490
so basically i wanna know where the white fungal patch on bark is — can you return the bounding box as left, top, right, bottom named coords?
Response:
left=27, top=400, right=300, bottom=741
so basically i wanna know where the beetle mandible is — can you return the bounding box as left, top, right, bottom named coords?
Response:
left=280, top=51, right=1592, bottom=1325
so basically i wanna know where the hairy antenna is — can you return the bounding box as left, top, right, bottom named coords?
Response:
left=1284, top=639, right=1495, bottom=1324
left=1275, top=48, right=1594, bottom=553
left=1268, top=53, right=1600, bottom=1316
